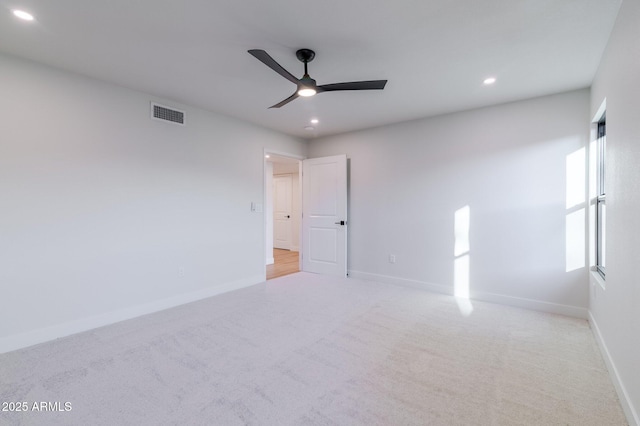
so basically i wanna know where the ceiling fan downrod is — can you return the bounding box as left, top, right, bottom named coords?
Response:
left=296, top=48, right=315, bottom=77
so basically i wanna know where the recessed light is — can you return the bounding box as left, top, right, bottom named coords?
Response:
left=265, top=155, right=270, bottom=159
left=483, top=77, right=496, bottom=85
left=310, top=119, right=319, bottom=124
left=13, top=10, right=34, bottom=21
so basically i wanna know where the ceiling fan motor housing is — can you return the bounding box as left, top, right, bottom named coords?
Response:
left=299, top=75, right=316, bottom=88
left=296, top=49, right=316, bottom=63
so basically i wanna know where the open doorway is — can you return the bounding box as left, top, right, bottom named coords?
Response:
left=265, top=152, right=302, bottom=280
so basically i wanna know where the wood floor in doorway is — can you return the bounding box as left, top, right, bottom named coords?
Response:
left=267, top=249, right=299, bottom=280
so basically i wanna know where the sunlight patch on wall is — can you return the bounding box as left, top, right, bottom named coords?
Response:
left=566, top=209, right=586, bottom=272
left=454, top=205, right=473, bottom=316
left=565, top=147, right=586, bottom=272
left=566, top=148, right=585, bottom=209
left=454, top=255, right=470, bottom=299
left=454, top=205, right=470, bottom=257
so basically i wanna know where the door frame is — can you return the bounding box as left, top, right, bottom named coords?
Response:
left=264, top=149, right=304, bottom=276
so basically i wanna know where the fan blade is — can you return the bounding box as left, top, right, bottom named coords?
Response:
left=269, top=92, right=299, bottom=109
left=248, top=49, right=299, bottom=85
left=317, top=80, right=387, bottom=92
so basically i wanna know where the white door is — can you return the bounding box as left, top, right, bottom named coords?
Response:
left=273, top=174, right=293, bottom=250
left=302, top=155, right=347, bottom=277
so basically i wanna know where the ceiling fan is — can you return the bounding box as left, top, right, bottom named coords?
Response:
left=248, top=48, right=387, bottom=108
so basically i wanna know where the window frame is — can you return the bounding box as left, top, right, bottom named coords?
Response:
left=595, top=117, right=606, bottom=278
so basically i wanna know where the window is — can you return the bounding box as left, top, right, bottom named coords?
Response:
left=596, top=116, right=606, bottom=277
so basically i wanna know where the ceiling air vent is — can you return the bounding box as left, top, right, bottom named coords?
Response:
left=151, top=102, right=185, bottom=125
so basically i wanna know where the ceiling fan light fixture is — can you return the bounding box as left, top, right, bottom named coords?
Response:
left=298, top=75, right=317, bottom=97
left=298, top=87, right=316, bottom=97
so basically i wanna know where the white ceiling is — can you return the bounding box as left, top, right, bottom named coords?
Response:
left=0, top=0, right=621, bottom=139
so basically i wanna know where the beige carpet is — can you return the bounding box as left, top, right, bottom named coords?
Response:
left=0, top=272, right=628, bottom=425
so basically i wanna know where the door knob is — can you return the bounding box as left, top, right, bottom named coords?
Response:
left=334, top=220, right=346, bottom=226
left=286, top=215, right=290, bottom=218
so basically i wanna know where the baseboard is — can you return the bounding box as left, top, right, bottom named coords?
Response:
left=589, top=311, right=639, bottom=426
left=349, top=270, right=453, bottom=295
left=266, top=257, right=274, bottom=265
left=472, top=290, right=588, bottom=319
left=348, top=270, right=588, bottom=319
left=0, top=274, right=264, bottom=354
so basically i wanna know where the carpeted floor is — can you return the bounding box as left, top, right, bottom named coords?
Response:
left=0, top=272, right=628, bottom=425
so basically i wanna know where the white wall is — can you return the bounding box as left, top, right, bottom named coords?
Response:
left=309, top=89, right=590, bottom=317
left=589, top=0, right=640, bottom=423
left=0, top=53, right=307, bottom=353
